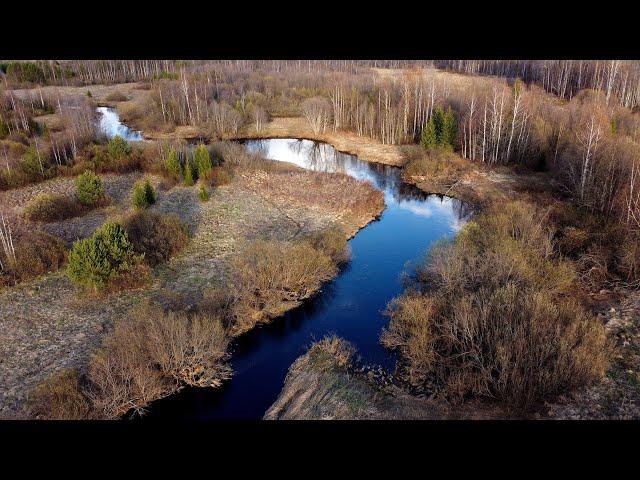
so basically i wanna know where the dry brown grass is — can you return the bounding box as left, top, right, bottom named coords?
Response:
left=307, top=335, right=356, bottom=372
left=26, top=369, right=93, bottom=420
left=382, top=200, right=610, bottom=410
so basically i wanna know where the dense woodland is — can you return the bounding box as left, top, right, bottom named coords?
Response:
left=3, top=60, right=640, bottom=263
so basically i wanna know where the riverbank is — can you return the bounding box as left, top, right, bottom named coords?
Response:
left=259, top=147, right=640, bottom=421
left=0, top=157, right=384, bottom=418
left=264, top=336, right=504, bottom=420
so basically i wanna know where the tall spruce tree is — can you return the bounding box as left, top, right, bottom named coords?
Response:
left=420, top=118, right=438, bottom=149
left=194, top=144, right=213, bottom=179
left=441, top=107, right=457, bottom=148
left=183, top=157, right=195, bottom=186
left=164, top=148, right=182, bottom=181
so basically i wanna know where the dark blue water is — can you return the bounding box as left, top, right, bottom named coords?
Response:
left=144, top=138, right=469, bottom=420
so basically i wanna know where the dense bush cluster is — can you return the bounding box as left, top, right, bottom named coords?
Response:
left=28, top=303, right=231, bottom=419
left=381, top=201, right=609, bottom=409
left=122, top=211, right=189, bottom=266
left=205, top=225, right=349, bottom=335
left=132, top=178, right=156, bottom=209
left=0, top=231, right=67, bottom=287
left=75, top=170, right=105, bottom=207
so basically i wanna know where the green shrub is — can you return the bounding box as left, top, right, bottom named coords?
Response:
left=23, top=193, right=84, bottom=222
left=75, top=170, right=105, bottom=207
left=132, top=178, right=156, bottom=209
left=183, top=157, right=195, bottom=186
left=123, top=211, right=189, bottom=266
left=164, top=148, right=182, bottom=181
left=107, top=136, right=131, bottom=160
left=67, top=222, right=137, bottom=289
left=421, top=106, right=457, bottom=149
left=198, top=183, right=210, bottom=202
left=20, top=148, right=44, bottom=179
left=194, top=144, right=213, bottom=179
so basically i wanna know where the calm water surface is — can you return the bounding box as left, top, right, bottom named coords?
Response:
left=141, top=138, right=470, bottom=420
left=96, top=106, right=145, bottom=141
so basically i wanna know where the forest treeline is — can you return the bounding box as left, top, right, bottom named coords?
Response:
left=2, top=59, right=640, bottom=282
left=117, top=61, right=640, bottom=242
left=435, top=60, right=640, bottom=111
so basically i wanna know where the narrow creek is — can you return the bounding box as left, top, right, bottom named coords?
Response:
left=96, top=110, right=470, bottom=419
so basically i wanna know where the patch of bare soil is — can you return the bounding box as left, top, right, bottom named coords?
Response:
left=0, top=166, right=384, bottom=418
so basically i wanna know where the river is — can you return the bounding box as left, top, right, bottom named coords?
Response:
left=95, top=107, right=469, bottom=419
left=143, top=138, right=470, bottom=419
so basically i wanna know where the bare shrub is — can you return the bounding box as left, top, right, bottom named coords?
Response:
left=302, top=224, right=350, bottom=264
left=23, top=193, right=85, bottom=222
left=382, top=200, right=610, bottom=409
left=88, top=303, right=231, bottom=418
left=209, top=165, right=234, bottom=187
left=122, top=210, right=189, bottom=267
left=27, top=369, right=93, bottom=420
left=227, top=238, right=338, bottom=335
left=404, top=146, right=467, bottom=179
left=1, top=231, right=67, bottom=286
left=301, top=96, right=332, bottom=134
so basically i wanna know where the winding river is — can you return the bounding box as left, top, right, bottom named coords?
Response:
left=96, top=109, right=469, bottom=419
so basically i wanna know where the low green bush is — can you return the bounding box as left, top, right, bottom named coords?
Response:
left=107, top=136, right=132, bottom=160
left=75, top=170, right=105, bottom=207
left=67, top=222, right=137, bottom=289
left=183, top=157, right=195, bottom=186
left=194, top=144, right=213, bottom=179
left=164, top=148, right=182, bottom=182
left=198, top=183, right=210, bottom=202
left=132, top=179, right=156, bottom=209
